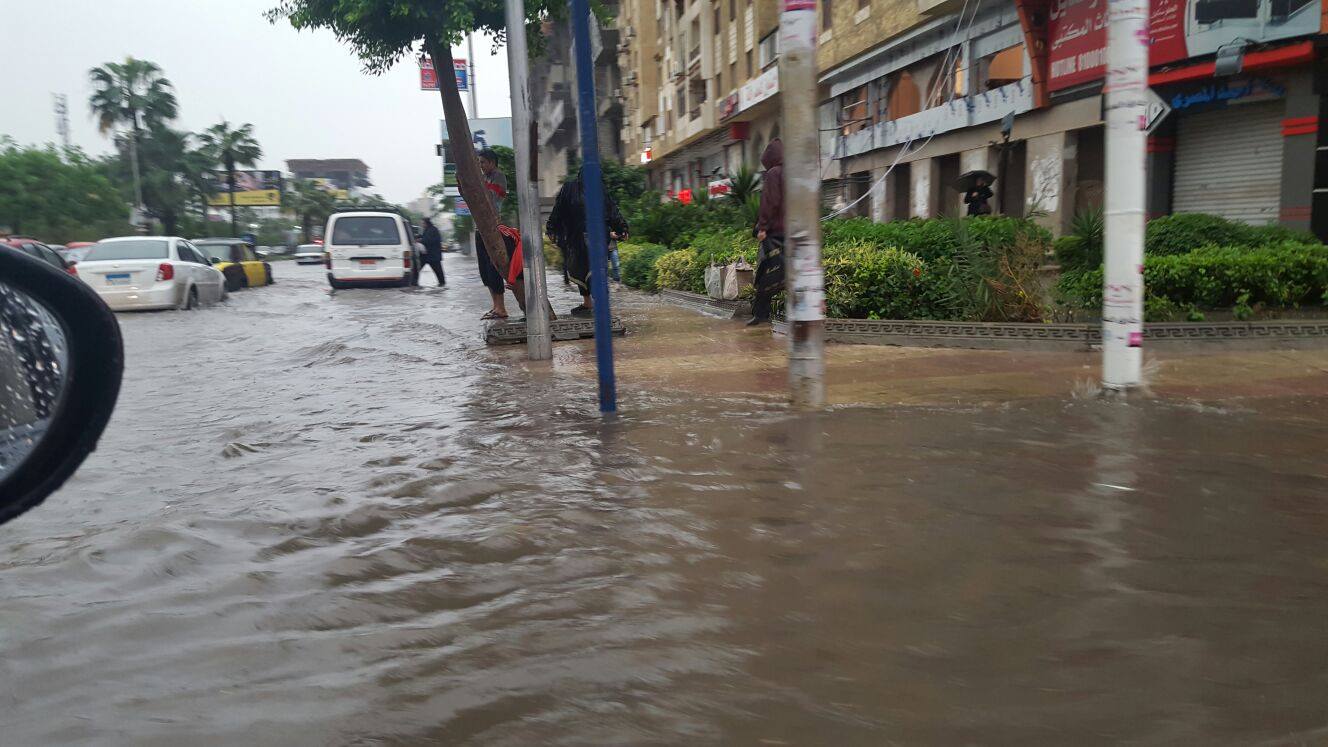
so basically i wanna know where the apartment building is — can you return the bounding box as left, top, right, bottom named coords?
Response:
left=532, top=9, right=626, bottom=204
left=619, top=0, right=785, bottom=198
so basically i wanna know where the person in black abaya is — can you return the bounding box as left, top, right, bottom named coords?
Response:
left=545, top=171, right=629, bottom=317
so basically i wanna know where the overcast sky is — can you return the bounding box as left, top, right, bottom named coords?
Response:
left=1, top=0, right=512, bottom=204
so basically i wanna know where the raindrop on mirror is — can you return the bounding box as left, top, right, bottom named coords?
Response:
left=0, top=281, right=68, bottom=480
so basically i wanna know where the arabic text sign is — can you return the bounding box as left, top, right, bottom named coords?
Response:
left=1047, top=0, right=1322, bottom=91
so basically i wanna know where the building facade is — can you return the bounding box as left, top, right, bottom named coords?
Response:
left=619, top=0, right=786, bottom=198
left=612, top=0, right=1328, bottom=238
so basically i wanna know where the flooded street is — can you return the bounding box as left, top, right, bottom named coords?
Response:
left=4, top=256, right=1328, bottom=745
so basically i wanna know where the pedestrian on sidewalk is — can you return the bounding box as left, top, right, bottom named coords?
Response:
left=748, top=139, right=785, bottom=326
left=546, top=170, right=629, bottom=317
left=420, top=217, right=446, bottom=286
left=475, top=148, right=525, bottom=319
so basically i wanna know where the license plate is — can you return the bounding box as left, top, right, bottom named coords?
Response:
left=105, top=273, right=131, bottom=286
left=358, top=260, right=376, bottom=267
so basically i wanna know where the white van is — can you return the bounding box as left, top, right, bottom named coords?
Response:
left=323, top=211, right=419, bottom=289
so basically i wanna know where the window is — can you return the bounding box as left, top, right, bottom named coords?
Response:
left=330, top=216, right=402, bottom=246
left=758, top=31, right=779, bottom=69
left=822, top=0, right=833, bottom=30
left=858, top=0, right=869, bottom=9
left=729, top=0, right=736, bottom=20
left=195, top=242, right=242, bottom=263
left=925, top=50, right=964, bottom=107
left=714, top=6, right=720, bottom=30
left=176, top=245, right=198, bottom=264
left=746, top=49, right=753, bottom=78
left=840, top=85, right=870, bottom=135
left=83, top=240, right=170, bottom=261
left=887, top=72, right=920, bottom=121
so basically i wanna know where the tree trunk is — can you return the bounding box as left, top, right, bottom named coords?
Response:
left=227, top=156, right=239, bottom=238
left=427, top=42, right=508, bottom=274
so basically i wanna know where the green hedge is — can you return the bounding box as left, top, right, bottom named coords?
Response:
left=823, top=242, right=944, bottom=320
left=1058, top=241, right=1328, bottom=313
left=822, top=216, right=1051, bottom=263
left=1145, top=213, right=1317, bottom=256
left=618, top=241, right=671, bottom=291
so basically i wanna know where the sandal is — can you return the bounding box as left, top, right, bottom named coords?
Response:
left=481, top=311, right=509, bottom=320
left=570, top=305, right=593, bottom=318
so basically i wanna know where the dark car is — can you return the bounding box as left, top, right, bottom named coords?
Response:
left=3, top=239, right=73, bottom=275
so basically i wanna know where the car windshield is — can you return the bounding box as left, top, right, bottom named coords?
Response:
left=196, top=243, right=240, bottom=261
left=82, top=240, right=169, bottom=261
left=331, top=217, right=400, bottom=246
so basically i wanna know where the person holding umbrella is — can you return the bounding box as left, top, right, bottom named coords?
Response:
left=957, top=169, right=996, bottom=216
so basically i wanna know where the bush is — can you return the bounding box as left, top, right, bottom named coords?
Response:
left=823, top=242, right=941, bottom=320
left=618, top=241, right=670, bottom=291
left=654, top=250, right=696, bottom=291
left=1145, top=213, right=1319, bottom=255
left=821, top=215, right=1050, bottom=263
left=1056, top=240, right=1328, bottom=310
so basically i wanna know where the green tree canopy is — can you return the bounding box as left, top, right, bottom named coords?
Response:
left=0, top=141, right=131, bottom=242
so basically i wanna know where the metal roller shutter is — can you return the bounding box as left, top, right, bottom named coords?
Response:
left=1173, top=102, right=1283, bottom=225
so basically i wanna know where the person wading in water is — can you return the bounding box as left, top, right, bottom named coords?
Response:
left=748, top=139, right=785, bottom=326
left=420, top=217, right=445, bottom=286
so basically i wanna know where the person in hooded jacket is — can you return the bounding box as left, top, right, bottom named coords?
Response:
left=749, top=139, right=785, bottom=325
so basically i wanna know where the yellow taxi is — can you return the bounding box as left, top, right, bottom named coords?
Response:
left=194, top=239, right=273, bottom=292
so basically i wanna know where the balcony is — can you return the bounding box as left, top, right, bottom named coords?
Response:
left=837, top=79, right=1035, bottom=160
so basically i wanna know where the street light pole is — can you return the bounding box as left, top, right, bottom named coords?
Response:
left=778, top=0, right=826, bottom=408
left=505, top=0, right=552, bottom=360
left=569, top=0, right=619, bottom=413
left=1102, top=0, right=1148, bottom=391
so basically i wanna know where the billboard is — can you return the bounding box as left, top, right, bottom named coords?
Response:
left=1047, top=0, right=1321, bottom=91
left=467, top=117, right=513, bottom=149
left=310, top=178, right=349, bottom=200
left=420, top=58, right=470, bottom=91
left=206, top=170, right=283, bottom=207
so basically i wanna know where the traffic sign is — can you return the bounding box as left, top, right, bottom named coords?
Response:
left=1145, top=88, right=1171, bottom=134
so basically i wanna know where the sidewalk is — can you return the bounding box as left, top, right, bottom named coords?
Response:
left=538, top=290, right=1328, bottom=406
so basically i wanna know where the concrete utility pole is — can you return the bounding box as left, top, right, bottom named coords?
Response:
left=570, top=0, right=619, bottom=413
left=778, top=0, right=826, bottom=408
left=505, top=0, right=553, bottom=360
left=1102, top=0, right=1148, bottom=391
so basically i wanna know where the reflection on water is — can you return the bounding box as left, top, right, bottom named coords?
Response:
left=3, top=259, right=1328, bottom=745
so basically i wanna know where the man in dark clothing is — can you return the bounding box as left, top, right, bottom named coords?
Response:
left=749, top=139, right=785, bottom=325
left=420, top=217, right=445, bottom=286
left=546, top=171, right=629, bottom=317
left=964, top=177, right=994, bottom=216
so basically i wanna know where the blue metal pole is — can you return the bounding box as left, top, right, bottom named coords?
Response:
left=568, top=0, right=618, bottom=413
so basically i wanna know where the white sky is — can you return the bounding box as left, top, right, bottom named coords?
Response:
left=0, top=0, right=512, bottom=204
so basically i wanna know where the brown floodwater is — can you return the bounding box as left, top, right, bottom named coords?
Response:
left=3, top=256, right=1327, bottom=745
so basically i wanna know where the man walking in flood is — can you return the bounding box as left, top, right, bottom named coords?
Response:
left=420, top=217, right=446, bottom=286
left=748, top=139, right=784, bottom=326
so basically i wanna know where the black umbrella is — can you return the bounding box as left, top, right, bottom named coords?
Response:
left=954, top=169, right=996, bottom=192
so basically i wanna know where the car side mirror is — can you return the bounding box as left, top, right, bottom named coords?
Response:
left=0, top=246, right=123, bottom=526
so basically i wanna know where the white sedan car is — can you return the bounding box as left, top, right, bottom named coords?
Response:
left=75, top=237, right=228, bottom=311
left=293, top=243, right=326, bottom=265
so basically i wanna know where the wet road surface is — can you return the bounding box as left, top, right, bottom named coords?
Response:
left=3, top=256, right=1328, bottom=744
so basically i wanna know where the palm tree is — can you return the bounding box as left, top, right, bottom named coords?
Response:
left=88, top=58, right=178, bottom=218
left=199, top=121, right=262, bottom=237
left=284, top=179, right=337, bottom=242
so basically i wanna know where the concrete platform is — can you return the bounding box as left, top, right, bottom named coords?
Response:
left=485, top=316, right=627, bottom=345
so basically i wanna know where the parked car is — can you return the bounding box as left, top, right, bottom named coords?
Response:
left=193, top=238, right=274, bottom=292
left=3, top=238, right=74, bottom=274
left=323, top=210, right=419, bottom=289
left=75, top=237, right=227, bottom=311
left=293, top=243, right=326, bottom=265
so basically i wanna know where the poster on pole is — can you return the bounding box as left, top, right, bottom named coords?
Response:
left=419, top=57, right=470, bottom=91
left=1047, top=0, right=1322, bottom=92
